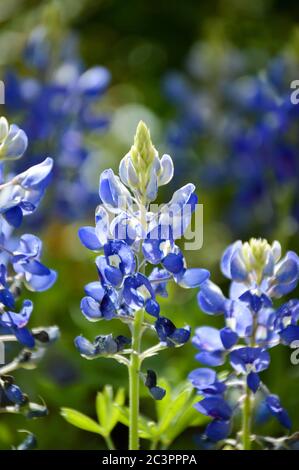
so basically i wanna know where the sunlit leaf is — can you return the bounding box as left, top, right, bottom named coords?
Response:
left=96, top=386, right=125, bottom=435
left=114, top=405, right=157, bottom=439
left=161, top=393, right=208, bottom=445
left=60, top=407, right=104, bottom=436
left=155, top=378, right=171, bottom=421
left=157, top=384, right=192, bottom=434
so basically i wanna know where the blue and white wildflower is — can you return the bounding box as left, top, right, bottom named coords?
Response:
left=190, top=238, right=298, bottom=447
left=0, top=116, right=58, bottom=422
left=76, top=120, right=208, bottom=450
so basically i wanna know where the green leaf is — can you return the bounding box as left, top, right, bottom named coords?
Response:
left=96, top=386, right=125, bottom=436
left=157, top=384, right=192, bottom=435
left=155, top=378, right=171, bottom=421
left=162, top=394, right=208, bottom=445
left=114, top=405, right=157, bottom=440
left=60, top=408, right=105, bottom=436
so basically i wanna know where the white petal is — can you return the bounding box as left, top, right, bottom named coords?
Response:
left=271, top=240, right=281, bottom=263
left=0, top=117, right=9, bottom=142
left=146, top=167, right=158, bottom=201
left=158, top=154, right=174, bottom=186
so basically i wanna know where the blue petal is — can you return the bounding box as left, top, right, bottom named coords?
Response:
left=177, top=268, right=210, bottom=288
left=225, top=300, right=253, bottom=337
left=84, top=281, right=105, bottom=302
left=149, top=386, right=166, bottom=400
left=142, top=238, right=166, bottom=265
left=269, top=279, right=299, bottom=298
left=78, top=66, right=110, bottom=96
left=16, top=157, right=53, bottom=188
left=145, top=298, right=160, bottom=317
left=1, top=300, right=33, bottom=328
left=280, top=325, right=299, bottom=344
left=146, top=166, right=158, bottom=201
left=155, top=316, right=190, bottom=345
left=163, top=251, right=184, bottom=274
left=192, top=326, right=224, bottom=352
left=74, top=335, right=97, bottom=358
left=3, top=206, right=23, bottom=227
left=104, top=265, right=123, bottom=287
left=165, top=183, right=195, bottom=213
left=188, top=368, right=217, bottom=389
left=4, top=384, right=25, bottom=405
left=266, top=394, right=291, bottom=429
left=195, top=351, right=225, bottom=366
left=229, top=347, right=270, bottom=373
left=13, top=233, right=42, bottom=258
left=194, top=397, right=232, bottom=421
left=247, top=371, right=260, bottom=393
left=206, top=420, right=231, bottom=442
left=220, top=327, right=238, bottom=349
left=100, top=294, right=117, bottom=319
left=0, top=288, right=15, bottom=309
left=108, top=240, right=136, bottom=275
left=170, top=326, right=191, bottom=345
left=220, top=241, right=240, bottom=279
left=275, top=251, right=299, bottom=284
left=94, top=206, right=109, bottom=246
left=239, top=291, right=272, bottom=312
left=80, top=296, right=102, bottom=321
left=14, top=327, right=35, bottom=348
left=4, top=127, right=28, bottom=159
left=26, top=269, right=57, bottom=291
left=197, top=280, right=226, bottom=314
left=99, top=169, right=131, bottom=209
left=24, top=260, right=51, bottom=276
left=78, top=226, right=102, bottom=250
left=230, top=251, right=248, bottom=282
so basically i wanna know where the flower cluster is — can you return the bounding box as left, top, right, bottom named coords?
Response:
left=76, top=121, right=209, bottom=398
left=0, top=116, right=58, bottom=422
left=189, top=238, right=299, bottom=447
left=164, top=42, right=299, bottom=234
left=5, top=25, right=110, bottom=222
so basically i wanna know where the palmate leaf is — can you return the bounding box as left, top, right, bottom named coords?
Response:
left=154, top=380, right=208, bottom=447
left=156, top=378, right=172, bottom=421
left=114, top=404, right=158, bottom=440
left=60, top=408, right=105, bottom=436
left=96, top=385, right=125, bottom=436
left=111, top=380, right=206, bottom=447
left=61, top=386, right=125, bottom=440
left=157, top=382, right=193, bottom=434
left=160, top=392, right=208, bottom=446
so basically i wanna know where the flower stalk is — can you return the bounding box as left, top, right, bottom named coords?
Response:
left=129, top=308, right=144, bottom=450
left=242, top=384, right=252, bottom=450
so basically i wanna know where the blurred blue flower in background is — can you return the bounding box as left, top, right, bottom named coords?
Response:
left=5, top=26, right=110, bottom=222
left=163, top=42, right=299, bottom=235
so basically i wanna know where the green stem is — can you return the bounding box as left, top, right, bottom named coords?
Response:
left=104, top=434, right=116, bottom=450
left=150, top=439, right=158, bottom=450
left=242, top=384, right=252, bottom=450
left=129, top=308, right=144, bottom=450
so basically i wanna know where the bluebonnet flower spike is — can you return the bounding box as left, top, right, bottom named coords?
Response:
left=77, top=121, right=208, bottom=450
left=190, top=238, right=298, bottom=447
left=0, top=116, right=58, bottom=433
